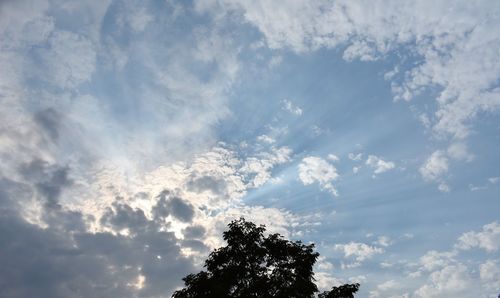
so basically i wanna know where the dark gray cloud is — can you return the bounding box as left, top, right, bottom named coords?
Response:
left=19, top=159, right=72, bottom=210
left=182, top=225, right=206, bottom=239
left=100, top=197, right=150, bottom=233
left=187, top=175, right=227, bottom=195
left=0, top=176, right=197, bottom=298
left=34, top=108, right=62, bottom=141
left=152, top=190, right=171, bottom=221
left=167, top=197, right=194, bottom=222
left=153, top=190, right=195, bottom=223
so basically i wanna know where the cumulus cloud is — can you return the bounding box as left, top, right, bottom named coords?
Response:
left=479, top=259, right=500, bottom=290
left=298, top=156, right=339, bottom=196
left=240, top=146, right=292, bottom=187
left=369, top=280, right=405, bottom=298
left=334, top=242, right=384, bottom=263
left=420, top=151, right=448, bottom=182
left=455, top=222, right=500, bottom=252
left=414, top=264, right=472, bottom=298
left=420, top=150, right=451, bottom=191
left=419, top=250, right=457, bottom=272
left=366, top=155, right=395, bottom=175
left=401, top=222, right=500, bottom=297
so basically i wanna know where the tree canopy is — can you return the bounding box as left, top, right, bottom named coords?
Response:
left=172, top=218, right=360, bottom=298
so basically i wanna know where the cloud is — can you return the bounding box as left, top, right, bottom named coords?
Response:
left=298, top=156, right=339, bottom=196
left=327, top=154, right=339, bottom=162
left=34, top=108, right=62, bottom=142
left=419, top=250, right=457, bottom=272
left=348, top=153, right=363, bottom=161
left=414, top=264, right=472, bottom=298
left=334, top=242, right=384, bottom=262
left=479, top=259, right=500, bottom=290
left=281, top=99, right=303, bottom=116
left=419, top=150, right=450, bottom=191
left=369, top=280, right=404, bottom=298
left=197, top=0, right=500, bottom=147
left=0, top=2, right=317, bottom=295
left=182, top=225, right=206, bottom=239
left=163, top=195, right=195, bottom=223
left=187, top=175, right=227, bottom=195
left=375, top=236, right=392, bottom=247
left=455, top=222, right=500, bottom=252
left=38, top=30, right=96, bottom=89
left=402, top=222, right=500, bottom=297
left=447, top=142, right=474, bottom=162
left=256, top=134, right=276, bottom=144
left=116, top=0, right=154, bottom=33
left=240, top=146, right=292, bottom=187
left=420, top=151, right=449, bottom=181
left=366, top=155, right=395, bottom=175
left=19, top=159, right=73, bottom=210
left=0, top=176, right=195, bottom=298
left=488, top=177, right=500, bottom=184
left=0, top=141, right=312, bottom=297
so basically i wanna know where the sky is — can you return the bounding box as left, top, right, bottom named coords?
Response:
left=0, top=0, right=499, bottom=297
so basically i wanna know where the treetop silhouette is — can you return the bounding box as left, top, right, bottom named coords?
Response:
left=172, top=218, right=360, bottom=298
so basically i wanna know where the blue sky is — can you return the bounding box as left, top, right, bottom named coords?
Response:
left=0, top=0, right=499, bottom=297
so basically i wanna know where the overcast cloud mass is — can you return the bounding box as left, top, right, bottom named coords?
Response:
left=0, top=0, right=499, bottom=297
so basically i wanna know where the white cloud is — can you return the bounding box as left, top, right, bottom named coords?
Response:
left=455, top=222, right=500, bottom=252
left=327, top=154, right=339, bottom=162
left=281, top=99, right=303, bottom=116
left=256, top=134, right=275, bottom=144
left=447, top=142, right=474, bottom=162
left=378, top=280, right=398, bottom=291
left=437, top=183, right=450, bottom=193
left=352, top=166, right=360, bottom=174
left=479, top=259, right=500, bottom=290
left=419, top=150, right=449, bottom=186
left=197, top=0, right=500, bottom=142
left=369, top=280, right=405, bottom=298
left=375, top=236, right=392, bottom=247
left=414, top=264, right=472, bottom=298
left=380, top=223, right=500, bottom=298
left=314, top=272, right=344, bottom=292
left=419, top=250, right=457, bottom=272
left=240, top=146, right=292, bottom=188
left=316, top=256, right=334, bottom=271
left=366, top=155, right=395, bottom=175
left=298, top=156, right=339, bottom=196
left=334, top=242, right=384, bottom=262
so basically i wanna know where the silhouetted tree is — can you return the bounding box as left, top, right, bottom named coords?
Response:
left=318, top=283, right=360, bottom=298
left=172, top=218, right=360, bottom=298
